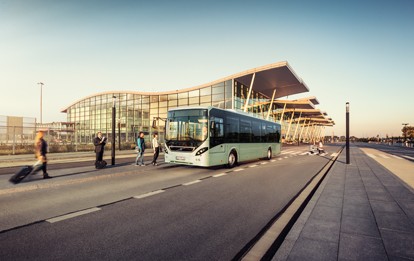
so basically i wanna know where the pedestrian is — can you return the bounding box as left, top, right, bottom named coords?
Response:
left=34, top=131, right=51, bottom=179
left=135, top=132, right=146, bottom=166
left=93, top=131, right=106, bottom=168
left=151, top=133, right=160, bottom=166
left=317, top=140, right=325, bottom=154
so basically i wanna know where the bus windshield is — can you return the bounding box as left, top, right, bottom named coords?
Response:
left=166, top=109, right=208, bottom=142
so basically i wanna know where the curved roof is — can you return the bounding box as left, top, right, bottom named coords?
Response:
left=61, top=61, right=309, bottom=113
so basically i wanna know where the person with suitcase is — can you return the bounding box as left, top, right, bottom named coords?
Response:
left=35, top=130, right=51, bottom=179
left=93, top=131, right=107, bottom=169
left=10, top=131, right=51, bottom=184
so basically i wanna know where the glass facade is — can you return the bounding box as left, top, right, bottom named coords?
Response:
left=64, top=79, right=275, bottom=148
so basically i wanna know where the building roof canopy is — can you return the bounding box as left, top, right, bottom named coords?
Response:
left=234, top=62, right=309, bottom=98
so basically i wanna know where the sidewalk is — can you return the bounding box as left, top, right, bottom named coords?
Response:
left=0, top=150, right=152, bottom=168
left=274, top=146, right=414, bottom=261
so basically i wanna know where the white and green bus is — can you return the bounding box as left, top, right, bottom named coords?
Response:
left=164, top=107, right=281, bottom=167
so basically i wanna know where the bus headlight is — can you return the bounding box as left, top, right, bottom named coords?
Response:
left=196, top=147, right=208, bottom=156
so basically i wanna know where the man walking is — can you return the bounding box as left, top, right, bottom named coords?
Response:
left=135, top=132, right=145, bottom=166
left=151, top=133, right=160, bottom=166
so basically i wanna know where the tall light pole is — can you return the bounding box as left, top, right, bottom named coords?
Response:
left=37, top=82, right=44, bottom=124
left=346, top=102, right=350, bottom=164
left=111, top=95, right=116, bottom=165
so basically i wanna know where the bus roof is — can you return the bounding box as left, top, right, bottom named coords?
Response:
left=168, top=106, right=279, bottom=124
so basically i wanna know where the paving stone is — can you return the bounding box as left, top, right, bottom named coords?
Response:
left=385, top=186, right=414, bottom=201
left=321, top=188, right=343, bottom=199
left=342, top=202, right=374, bottom=219
left=338, top=233, right=387, bottom=261
left=317, top=195, right=343, bottom=208
left=343, top=194, right=370, bottom=205
left=370, top=200, right=404, bottom=215
left=300, top=218, right=340, bottom=243
left=287, top=237, right=337, bottom=261
left=366, top=190, right=394, bottom=202
left=309, top=205, right=341, bottom=223
left=344, top=188, right=367, bottom=197
left=388, top=255, right=414, bottom=261
left=381, top=229, right=414, bottom=260
left=375, top=212, right=414, bottom=232
left=341, top=215, right=380, bottom=237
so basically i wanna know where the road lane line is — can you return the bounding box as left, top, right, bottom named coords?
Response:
left=183, top=180, right=202, bottom=186
left=249, top=165, right=258, bottom=168
left=261, top=162, right=268, bottom=165
left=284, top=156, right=288, bottom=159
left=271, top=160, right=276, bottom=162
left=402, top=155, right=414, bottom=160
left=46, top=207, right=101, bottom=223
left=213, top=173, right=227, bottom=178
left=234, top=168, right=244, bottom=172
left=134, top=190, right=165, bottom=199
left=278, top=158, right=282, bottom=161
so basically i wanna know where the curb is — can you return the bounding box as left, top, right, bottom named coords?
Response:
left=240, top=147, right=342, bottom=261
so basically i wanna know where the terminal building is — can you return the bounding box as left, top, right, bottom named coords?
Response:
left=61, top=61, right=334, bottom=148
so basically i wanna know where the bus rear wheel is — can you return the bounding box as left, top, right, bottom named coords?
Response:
left=227, top=151, right=237, bottom=168
left=267, top=148, right=272, bottom=160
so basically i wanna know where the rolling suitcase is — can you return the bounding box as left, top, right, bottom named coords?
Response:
left=9, top=166, right=34, bottom=184
left=95, top=160, right=107, bottom=169
left=9, top=160, right=43, bottom=184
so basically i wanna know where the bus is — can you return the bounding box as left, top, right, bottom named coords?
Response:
left=163, top=107, right=281, bottom=167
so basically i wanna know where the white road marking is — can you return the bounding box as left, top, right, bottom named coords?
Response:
left=390, top=155, right=403, bottom=160
left=134, top=190, right=165, bottom=199
left=402, top=155, right=414, bottom=160
left=213, top=173, right=227, bottom=178
left=284, top=156, right=288, bottom=159
left=249, top=165, right=258, bottom=168
left=271, top=159, right=276, bottom=162
left=46, top=207, right=101, bottom=223
left=278, top=158, right=282, bottom=161
left=261, top=162, right=268, bottom=165
left=367, top=154, right=376, bottom=158
left=183, top=180, right=202, bottom=186
left=379, top=154, right=390, bottom=159
left=234, top=168, right=244, bottom=172
left=331, top=153, right=338, bottom=157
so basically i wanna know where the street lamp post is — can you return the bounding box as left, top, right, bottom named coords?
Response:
left=111, top=96, right=116, bottom=165
left=37, top=82, right=44, bottom=124
left=346, top=102, right=350, bottom=164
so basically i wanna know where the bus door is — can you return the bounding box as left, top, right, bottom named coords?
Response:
left=209, top=116, right=225, bottom=154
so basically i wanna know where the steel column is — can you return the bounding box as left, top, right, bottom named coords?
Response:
left=244, top=73, right=256, bottom=112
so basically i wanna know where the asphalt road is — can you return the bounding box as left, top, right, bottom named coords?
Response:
left=0, top=145, right=340, bottom=260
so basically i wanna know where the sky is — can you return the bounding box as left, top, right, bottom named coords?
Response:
left=0, top=0, right=413, bottom=137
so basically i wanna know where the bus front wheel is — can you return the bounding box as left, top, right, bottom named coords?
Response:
left=227, top=151, right=237, bottom=168
left=267, top=148, right=272, bottom=160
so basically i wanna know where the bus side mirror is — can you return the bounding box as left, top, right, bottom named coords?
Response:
left=152, top=119, right=157, bottom=129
